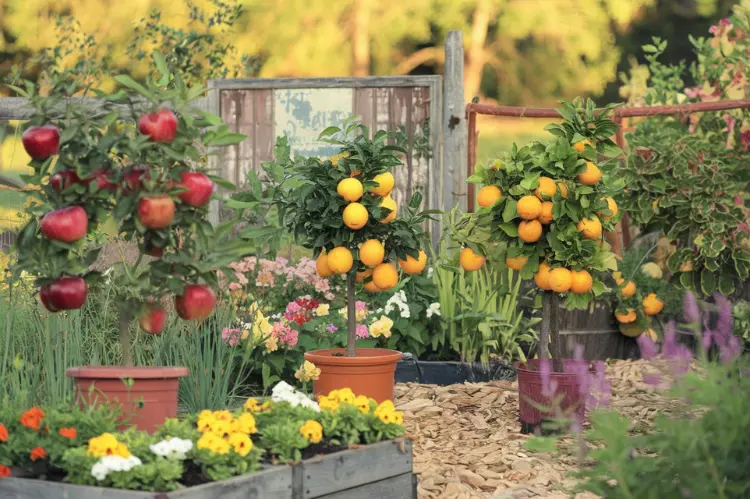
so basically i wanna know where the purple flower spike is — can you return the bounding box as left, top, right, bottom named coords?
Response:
left=683, top=292, right=700, bottom=324
left=539, top=357, right=558, bottom=397
left=637, top=332, right=659, bottom=360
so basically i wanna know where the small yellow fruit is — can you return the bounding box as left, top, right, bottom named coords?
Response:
left=570, top=269, right=593, bottom=294
left=538, top=201, right=554, bottom=224
left=371, top=172, right=395, bottom=197
left=356, top=268, right=372, bottom=283
left=578, top=161, right=602, bottom=185
left=573, top=139, right=590, bottom=153
left=619, top=323, right=644, bottom=338
left=477, top=185, right=502, bottom=208
left=399, top=250, right=428, bottom=275
left=490, top=159, right=503, bottom=170
left=379, top=196, right=397, bottom=223
left=517, top=195, right=542, bottom=220
left=363, top=280, right=381, bottom=293
left=535, top=177, right=556, bottom=200
left=615, top=276, right=636, bottom=297
left=459, top=247, right=485, bottom=272
left=616, top=310, right=637, bottom=324
left=372, top=263, right=399, bottom=290
left=557, top=182, right=569, bottom=199
left=534, top=261, right=552, bottom=290
left=506, top=255, right=528, bottom=271
left=577, top=216, right=602, bottom=240
left=598, top=197, right=618, bottom=220
left=549, top=267, right=573, bottom=293
left=343, top=202, right=369, bottom=230
left=327, top=247, right=353, bottom=274
left=316, top=253, right=333, bottom=277
left=641, top=262, right=663, bottom=279
left=642, top=293, right=664, bottom=316
left=518, top=220, right=543, bottom=243
left=359, top=239, right=385, bottom=267
left=337, top=178, right=363, bottom=202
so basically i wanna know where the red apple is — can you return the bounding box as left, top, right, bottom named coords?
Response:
left=22, top=125, right=60, bottom=160
left=41, top=206, right=88, bottom=243
left=142, top=235, right=165, bottom=257
left=39, top=276, right=88, bottom=312
left=49, top=170, right=81, bottom=193
left=138, top=195, right=175, bottom=229
left=177, top=172, right=214, bottom=207
left=175, top=284, right=216, bottom=321
left=138, top=109, right=178, bottom=143
left=91, top=168, right=117, bottom=192
left=122, top=165, right=150, bottom=194
left=139, top=304, right=168, bottom=334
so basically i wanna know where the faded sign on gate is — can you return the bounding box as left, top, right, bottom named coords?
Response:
left=274, top=88, right=353, bottom=158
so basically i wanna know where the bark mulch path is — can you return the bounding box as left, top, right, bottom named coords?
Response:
left=395, top=358, right=677, bottom=499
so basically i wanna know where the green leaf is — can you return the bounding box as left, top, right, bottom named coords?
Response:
left=113, top=75, right=153, bottom=100
left=204, top=132, right=247, bottom=147
left=152, top=52, right=171, bottom=86
left=208, top=175, right=237, bottom=191
left=317, top=126, right=341, bottom=140
left=700, top=268, right=716, bottom=295
left=498, top=223, right=519, bottom=237
left=718, top=273, right=735, bottom=296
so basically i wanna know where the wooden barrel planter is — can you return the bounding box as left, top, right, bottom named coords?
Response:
left=557, top=301, right=639, bottom=360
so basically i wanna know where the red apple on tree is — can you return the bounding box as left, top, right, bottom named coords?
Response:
left=139, top=304, right=168, bottom=334
left=22, top=125, right=60, bottom=160
left=138, top=109, right=178, bottom=144
left=137, top=195, right=175, bottom=229
left=49, top=170, right=81, bottom=193
left=91, top=168, right=117, bottom=192
left=177, top=172, right=214, bottom=207
left=39, top=276, right=88, bottom=312
left=41, top=206, right=88, bottom=243
left=175, top=284, right=217, bottom=320
left=123, top=164, right=150, bottom=194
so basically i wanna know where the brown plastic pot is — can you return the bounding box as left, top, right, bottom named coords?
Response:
left=304, top=348, right=402, bottom=402
left=515, top=359, right=586, bottom=434
left=66, top=366, right=189, bottom=433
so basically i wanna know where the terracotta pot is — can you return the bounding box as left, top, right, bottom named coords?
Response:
left=304, top=348, right=402, bottom=402
left=66, top=366, right=189, bottom=433
left=515, top=359, right=587, bottom=434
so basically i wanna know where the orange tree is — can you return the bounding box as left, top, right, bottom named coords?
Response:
left=262, top=118, right=433, bottom=356
left=10, top=53, right=251, bottom=366
left=461, top=98, right=621, bottom=371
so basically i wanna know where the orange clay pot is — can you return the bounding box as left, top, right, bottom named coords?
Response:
left=66, top=366, right=188, bottom=433
left=304, top=348, right=402, bottom=402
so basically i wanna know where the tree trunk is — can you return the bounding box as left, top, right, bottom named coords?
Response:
left=352, top=0, right=371, bottom=77
left=346, top=273, right=357, bottom=357
left=464, top=0, right=492, bottom=101
left=119, top=305, right=133, bottom=367
left=541, top=291, right=564, bottom=372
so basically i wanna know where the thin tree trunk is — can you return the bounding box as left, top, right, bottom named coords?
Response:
left=352, top=0, right=371, bottom=77
left=540, top=291, right=551, bottom=360
left=346, top=273, right=357, bottom=357
left=464, top=0, right=492, bottom=101
left=119, top=305, right=133, bottom=367
left=549, top=292, right=563, bottom=373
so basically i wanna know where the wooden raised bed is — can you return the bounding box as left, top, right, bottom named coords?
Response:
left=0, top=439, right=415, bottom=499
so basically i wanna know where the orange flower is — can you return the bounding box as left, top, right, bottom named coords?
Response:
left=0, top=424, right=7, bottom=443
left=0, top=465, right=10, bottom=478
left=29, top=447, right=47, bottom=462
left=58, top=427, right=77, bottom=440
left=20, top=408, right=44, bottom=430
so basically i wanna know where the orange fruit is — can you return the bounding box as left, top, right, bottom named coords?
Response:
left=598, top=197, right=618, bottom=220
left=534, top=261, right=552, bottom=290
left=372, top=263, right=398, bottom=290
left=517, top=195, right=542, bottom=220
left=327, top=247, right=353, bottom=274
left=343, top=202, right=369, bottom=230
left=535, top=177, right=556, bottom=200
left=399, top=250, right=428, bottom=275
left=363, top=280, right=381, bottom=293
left=316, top=253, right=333, bottom=277
left=578, top=162, right=602, bottom=185
left=573, top=139, right=591, bottom=153
left=518, top=220, right=543, bottom=243
left=577, top=216, right=602, bottom=240
left=477, top=185, right=502, bottom=208
left=570, top=269, right=593, bottom=294
left=459, top=247, right=485, bottom=272
left=615, top=276, right=636, bottom=297
left=337, top=178, right=363, bottom=202
left=615, top=309, right=637, bottom=324
left=557, top=182, right=569, bottom=199
left=642, top=293, right=664, bottom=316
left=538, top=201, right=553, bottom=224
left=356, top=268, right=373, bottom=283
left=359, top=239, right=385, bottom=267
left=379, top=195, right=397, bottom=223
left=548, top=267, right=573, bottom=293
left=371, top=172, right=395, bottom=197
left=506, top=255, right=528, bottom=271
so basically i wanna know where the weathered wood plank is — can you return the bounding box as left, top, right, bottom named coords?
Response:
left=0, top=477, right=154, bottom=499
left=211, top=76, right=440, bottom=90
left=428, top=75, right=442, bottom=250
left=442, top=31, right=468, bottom=214
left=312, top=472, right=415, bottom=499
left=302, top=440, right=413, bottom=499
left=0, top=97, right=151, bottom=121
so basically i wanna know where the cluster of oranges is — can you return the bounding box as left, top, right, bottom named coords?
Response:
left=613, top=271, right=665, bottom=326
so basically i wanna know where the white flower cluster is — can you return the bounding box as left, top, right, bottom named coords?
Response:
left=91, top=455, right=142, bottom=481
left=426, top=302, right=441, bottom=318
left=149, top=437, right=193, bottom=460
left=271, top=381, right=320, bottom=412
left=427, top=267, right=434, bottom=279
left=384, top=291, right=410, bottom=318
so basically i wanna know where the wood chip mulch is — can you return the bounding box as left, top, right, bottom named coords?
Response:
left=395, top=359, right=680, bottom=499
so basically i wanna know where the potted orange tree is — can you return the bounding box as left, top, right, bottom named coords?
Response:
left=461, top=98, right=621, bottom=433
left=10, top=54, right=250, bottom=432
left=262, top=119, right=431, bottom=402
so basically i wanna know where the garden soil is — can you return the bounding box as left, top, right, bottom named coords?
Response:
left=395, top=358, right=681, bottom=499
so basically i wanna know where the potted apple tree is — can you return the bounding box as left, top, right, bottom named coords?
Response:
left=11, top=54, right=251, bottom=432
left=260, top=119, right=432, bottom=402
left=463, top=98, right=621, bottom=433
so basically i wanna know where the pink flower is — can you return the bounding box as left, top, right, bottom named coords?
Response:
left=229, top=282, right=241, bottom=291
left=356, top=324, right=369, bottom=339
left=272, top=321, right=298, bottom=348
left=256, top=271, right=274, bottom=288
left=222, top=327, right=241, bottom=347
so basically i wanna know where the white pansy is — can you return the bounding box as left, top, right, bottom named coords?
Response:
left=427, top=267, right=434, bottom=279
left=271, top=381, right=320, bottom=412
left=426, top=302, right=441, bottom=318
left=90, top=455, right=142, bottom=481
left=384, top=291, right=410, bottom=318
left=150, top=437, right=193, bottom=459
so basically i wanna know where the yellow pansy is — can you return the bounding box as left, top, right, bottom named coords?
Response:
left=330, top=388, right=355, bottom=404
left=294, top=360, right=321, bottom=382
left=231, top=413, right=258, bottom=434
left=87, top=433, right=120, bottom=457
left=208, top=419, right=231, bottom=437
left=228, top=432, right=253, bottom=457
left=353, top=395, right=371, bottom=414
left=317, top=395, right=340, bottom=411
left=315, top=304, right=330, bottom=317
left=212, top=410, right=234, bottom=422
left=299, top=420, right=323, bottom=444
left=197, top=432, right=230, bottom=455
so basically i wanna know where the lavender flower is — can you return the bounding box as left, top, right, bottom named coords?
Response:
left=636, top=332, right=659, bottom=360
left=326, top=324, right=338, bottom=333
left=683, top=292, right=701, bottom=324
left=539, top=357, right=558, bottom=398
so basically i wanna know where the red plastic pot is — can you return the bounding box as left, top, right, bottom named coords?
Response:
left=304, top=348, right=402, bottom=402
left=67, top=366, right=189, bottom=433
left=515, top=359, right=587, bottom=434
